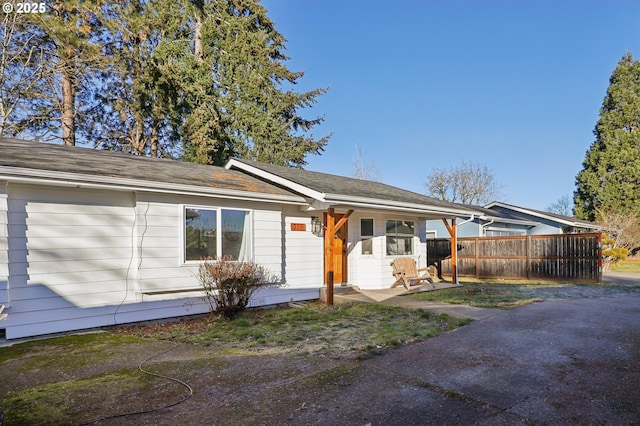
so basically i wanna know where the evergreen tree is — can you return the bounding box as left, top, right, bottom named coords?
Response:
left=182, top=0, right=330, bottom=167
left=165, top=0, right=231, bottom=163
left=574, top=53, right=640, bottom=221
left=94, top=0, right=182, bottom=157
left=28, top=0, right=106, bottom=146
left=3, top=0, right=329, bottom=164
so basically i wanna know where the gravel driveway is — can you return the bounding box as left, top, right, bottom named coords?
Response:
left=130, top=277, right=640, bottom=425
left=3, top=274, right=639, bottom=425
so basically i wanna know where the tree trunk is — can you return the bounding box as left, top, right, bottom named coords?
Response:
left=61, top=64, right=76, bottom=146
left=150, top=122, right=159, bottom=157
left=194, top=9, right=204, bottom=63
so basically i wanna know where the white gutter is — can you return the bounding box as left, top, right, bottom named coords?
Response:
left=456, top=215, right=475, bottom=227
left=327, top=193, right=476, bottom=218
left=328, top=199, right=472, bottom=218
left=0, top=167, right=308, bottom=205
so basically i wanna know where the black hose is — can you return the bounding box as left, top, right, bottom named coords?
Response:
left=81, top=341, right=193, bottom=425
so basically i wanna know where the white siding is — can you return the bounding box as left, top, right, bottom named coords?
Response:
left=0, top=185, right=321, bottom=340
left=130, top=195, right=318, bottom=312
left=281, top=206, right=323, bottom=287
left=277, top=209, right=428, bottom=290
left=347, top=212, right=427, bottom=289
left=0, top=181, right=8, bottom=306
left=134, top=193, right=286, bottom=295
left=3, top=184, right=136, bottom=338
left=253, top=208, right=285, bottom=279
left=135, top=196, right=190, bottom=294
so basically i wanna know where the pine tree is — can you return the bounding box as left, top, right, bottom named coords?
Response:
left=165, top=0, right=231, bottom=163
left=182, top=0, right=330, bottom=167
left=5, top=0, right=329, bottom=164
left=27, top=0, right=106, bottom=146
left=574, top=53, right=640, bottom=221
left=93, top=0, right=181, bottom=157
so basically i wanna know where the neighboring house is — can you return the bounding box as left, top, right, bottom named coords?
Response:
left=0, top=138, right=474, bottom=339
left=426, top=201, right=601, bottom=239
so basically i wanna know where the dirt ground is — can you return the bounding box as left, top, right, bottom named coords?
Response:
left=2, top=275, right=640, bottom=425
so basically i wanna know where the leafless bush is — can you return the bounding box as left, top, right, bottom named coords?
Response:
left=597, top=208, right=640, bottom=269
left=197, top=256, right=280, bottom=319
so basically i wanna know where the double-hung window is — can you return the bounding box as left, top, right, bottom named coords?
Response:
left=360, top=218, right=374, bottom=255
left=184, top=207, right=251, bottom=262
left=386, top=219, right=414, bottom=256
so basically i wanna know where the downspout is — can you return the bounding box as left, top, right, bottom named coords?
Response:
left=457, top=215, right=475, bottom=227
left=481, top=219, right=494, bottom=236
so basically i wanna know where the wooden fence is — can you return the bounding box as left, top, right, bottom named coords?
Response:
left=427, top=233, right=602, bottom=283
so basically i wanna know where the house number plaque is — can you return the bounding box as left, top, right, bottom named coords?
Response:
left=290, top=223, right=307, bottom=231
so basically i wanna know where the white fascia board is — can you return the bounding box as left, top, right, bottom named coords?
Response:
left=0, top=167, right=307, bottom=205
left=326, top=194, right=476, bottom=218
left=300, top=200, right=332, bottom=211
left=225, top=159, right=326, bottom=201
left=477, top=214, right=539, bottom=227
left=572, top=221, right=604, bottom=230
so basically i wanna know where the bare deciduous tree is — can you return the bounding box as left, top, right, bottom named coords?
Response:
left=425, top=161, right=503, bottom=205
left=351, top=143, right=382, bottom=181
left=547, top=195, right=573, bottom=216
left=597, top=208, right=640, bottom=256
left=0, top=9, right=48, bottom=137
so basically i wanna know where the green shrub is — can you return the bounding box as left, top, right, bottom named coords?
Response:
left=197, top=256, right=279, bottom=319
left=602, top=234, right=629, bottom=271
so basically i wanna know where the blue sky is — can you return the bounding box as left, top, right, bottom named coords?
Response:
left=261, top=0, right=640, bottom=211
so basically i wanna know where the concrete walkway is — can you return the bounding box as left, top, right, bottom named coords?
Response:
left=334, top=271, right=640, bottom=321
left=333, top=282, right=502, bottom=320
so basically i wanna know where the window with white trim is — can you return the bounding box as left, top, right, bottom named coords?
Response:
left=360, top=218, right=374, bottom=255
left=386, top=220, right=414, bottom=255
left=184, top=207, right=251, bottom=261
left=484, top=228, right=525, bottom=237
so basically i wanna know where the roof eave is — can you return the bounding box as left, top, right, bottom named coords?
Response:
left=0, top=166, right=307, bottom=205
left=477, top=215, right=539, bottom=227
left=485, top=202, right=579, bottom=227
left=326, top=194, right=476, bottom=218
left=225, top=158, right=326, bottom=201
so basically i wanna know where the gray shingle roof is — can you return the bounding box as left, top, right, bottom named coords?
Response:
left=484, top=201, right=600, bottom=229
left=230, top=158, right=472, bottom=213
left=0, top=138, right=302, bottom=199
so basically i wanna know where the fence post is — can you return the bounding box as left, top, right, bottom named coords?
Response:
left=475, top=238, right=480, bottom=279
left=526, top=235, right=531, bottom=280
left=597, top=233, right=603, bottom=283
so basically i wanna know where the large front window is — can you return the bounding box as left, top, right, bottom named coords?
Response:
left=386, top=220, right=414, bottom=255
left=185, top=207, right=251, bottom=261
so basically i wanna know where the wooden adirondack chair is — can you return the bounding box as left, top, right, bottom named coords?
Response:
left=390, top=258, right=435, bottom=290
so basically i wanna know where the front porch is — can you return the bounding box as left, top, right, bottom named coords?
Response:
left=321, top=281, right=459, bottom=304
left=321, top=281, right=499, bottom=320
